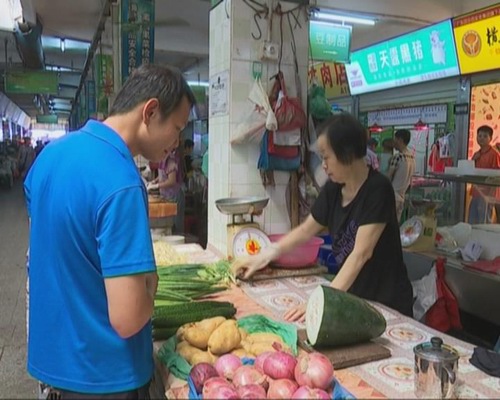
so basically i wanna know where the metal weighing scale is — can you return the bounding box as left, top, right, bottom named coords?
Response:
left=215, top=196, right=271, bottom=258
left=400, top=201, right=438, bottom=252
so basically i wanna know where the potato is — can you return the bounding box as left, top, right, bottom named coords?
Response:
left=247, top=332, right=283, bottom=344
left=240, top=338, right=253, bottom=353
left=238, top=328, right=248, bottom=340
left=176, top=323, right=195, bottom=341
left=208, top=319, right=241, bottom=355
left=231, top=348, right=251, bottom=358
left=190, top=351, right=218, bottom=365
left=183, top=316, right=226, bottom=350
left=176, top=341, right=203, bottom=364
left=250, top=342, right=277, bottom=356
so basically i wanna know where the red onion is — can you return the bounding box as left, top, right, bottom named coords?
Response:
left=237, top=384, right=267, bottom=399
left=294, top=352, right=334, bottom=390
left=267, top=379, right=299, bottom=399
left=292, top=386, right=330, bottom=399
left=263, top=350, right=297, bottom=380
left=232, top=365, right=268, bottom=389
left=202, top=378, right=239, bottom=399
left=189, top=362, right=218, bottom=394
left=254, top=351, right=273, bottom=373
left=215, top=354, right=243, bottom=380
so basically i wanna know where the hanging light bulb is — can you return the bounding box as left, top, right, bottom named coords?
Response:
left=60, top=38, right=66, bottom=53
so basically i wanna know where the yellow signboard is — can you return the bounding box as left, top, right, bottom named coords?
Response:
left=453, top=5, right=500, bottom=74
left=308, top=61, right=350, bottom=99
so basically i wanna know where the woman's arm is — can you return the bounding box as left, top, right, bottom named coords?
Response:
left=276, top=215, right=325, bottom=254
left=158, top=169, right=177, bottom=189
left=330, top=222, right=386, bottom=291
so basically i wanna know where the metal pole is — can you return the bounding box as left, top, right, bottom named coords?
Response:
left=111, top=0, right=122, bottom=109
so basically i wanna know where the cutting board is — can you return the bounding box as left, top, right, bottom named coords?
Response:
left=297, top=330, right=391, bottom=369
left=244, top=265, right=328, bottom=281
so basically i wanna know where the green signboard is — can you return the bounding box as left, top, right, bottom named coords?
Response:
left=5, top=71, right=59, bottom=95
left=345, top=20, right=459, bottom=95
left=121, top=0, right=155, bottom=83
left=94, top=54, right=114, bottom=116
left=309, top=21, right=351, bottom=63
left=36, top=114, right=58, bottom=124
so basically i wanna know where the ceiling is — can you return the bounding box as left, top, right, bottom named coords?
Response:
left=0, top=0, right=497, bottom=121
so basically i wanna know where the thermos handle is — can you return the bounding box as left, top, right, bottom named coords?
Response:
left=443, top=365, right=456, bottom=399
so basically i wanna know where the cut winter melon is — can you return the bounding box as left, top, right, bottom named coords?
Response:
left=306, top=285, right=386, bottom=347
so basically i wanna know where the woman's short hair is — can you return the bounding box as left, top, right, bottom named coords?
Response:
left=318, top=113, right=367, bottom=165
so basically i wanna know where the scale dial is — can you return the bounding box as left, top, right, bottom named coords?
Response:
left=400, top=217, right=424, bottom=247
left=232, top=227, right=271, bottom=258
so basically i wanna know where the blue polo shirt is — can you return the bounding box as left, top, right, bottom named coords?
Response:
left=24, top=120, right=156, bottom=394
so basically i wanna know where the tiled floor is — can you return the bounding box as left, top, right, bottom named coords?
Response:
left=0, top=182, right=37, bottom=398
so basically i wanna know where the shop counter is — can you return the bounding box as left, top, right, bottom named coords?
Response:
left=403, top=249, right=500, bottom=326
left=151, top=246, right=498, bottom=399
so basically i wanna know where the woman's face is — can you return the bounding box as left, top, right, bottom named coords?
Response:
left=317, top=134, right=349, bottom=184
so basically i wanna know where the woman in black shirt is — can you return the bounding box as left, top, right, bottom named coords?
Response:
left=232, top=113, right=413, bottom=322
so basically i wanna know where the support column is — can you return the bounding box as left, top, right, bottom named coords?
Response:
left=208, top=0, right=310, bottom=254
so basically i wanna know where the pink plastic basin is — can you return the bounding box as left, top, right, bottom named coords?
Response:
left=268, top=234, right=324, bottom=268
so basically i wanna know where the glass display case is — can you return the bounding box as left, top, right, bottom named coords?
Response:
left=405, top=173, right=500, bottom=226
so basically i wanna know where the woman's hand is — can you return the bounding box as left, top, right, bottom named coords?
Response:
left=231, top=244, right=280, bottom=280
left=284, top=304, right=306, bottom=323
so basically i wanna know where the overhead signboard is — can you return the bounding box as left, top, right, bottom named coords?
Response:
left=121, top=0, right=155, bottom=83
left=308, top=61, right=350, bottom=98
left=4, top=71, right=59, bottom=95
left=453, top=4, right=500, bottom=75
left=36, top=114, right=58, bottom=124
left=346, top=20, right=460, bottom=95
left=309, top=21, right=352, bottom=64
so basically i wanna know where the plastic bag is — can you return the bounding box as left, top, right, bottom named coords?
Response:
left=258, top=131, right=301, bottom=172
left=268, top=131, right=300, bottom=159
left=425, top=258, right=462, bottom=332
left=411, top=266, right=437, bottom=321
left=231, top=77, right=277, bottom=144
left=157, top=335, right=192, bottom=380
left=273, top=127, right=301, bottom=146
left=309, top=84, right=333, bottom=121
left=237, top=314, right=298, bottom=355
left=272, top=72, right=307, bottom=132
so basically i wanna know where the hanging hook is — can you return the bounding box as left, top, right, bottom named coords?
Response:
left=252, top=13, right=263, bottom=40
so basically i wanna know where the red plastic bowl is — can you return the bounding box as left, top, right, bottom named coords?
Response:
left=268, top=234, right=324, bottom=268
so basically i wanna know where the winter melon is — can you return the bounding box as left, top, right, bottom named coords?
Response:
left=306, top=285, right=387, bottom=347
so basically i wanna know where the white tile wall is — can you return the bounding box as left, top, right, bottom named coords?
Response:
left=208, top=0, right=309, bottom=254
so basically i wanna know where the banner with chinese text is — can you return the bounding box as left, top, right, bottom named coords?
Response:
left=309, top=21, right=351, bottom=63
left=94, top=54, right=114, bottom=116
left=121, top=0, right=155, bottom=83
left=453, top=4, right=500, bottom=74
left=468, top=83, right=500, bottom=158
left=308, top=61, right=350, bottom=98
left=346, top=20, right=459, bottom=95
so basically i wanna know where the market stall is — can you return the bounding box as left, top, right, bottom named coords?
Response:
left=148, top=242, right=499, bottom=400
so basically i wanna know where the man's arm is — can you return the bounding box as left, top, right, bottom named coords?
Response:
left=104, top=271, right=158, bottom=339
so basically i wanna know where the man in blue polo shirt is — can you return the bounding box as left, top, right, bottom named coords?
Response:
left=24, top=65, right=194, bottom=399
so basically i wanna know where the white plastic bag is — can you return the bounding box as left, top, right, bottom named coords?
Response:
left=273, top=127, right=301, bottom=146
left=231, top=78, right=277, bottom=144
left=411, top=267, right=438, bottom=321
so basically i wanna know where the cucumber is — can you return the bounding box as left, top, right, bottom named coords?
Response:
left=152, top=327, right=178, bottom=341
left=306, top=286, right=386, bottom=347
left=152, top=301, right=236, bottom=328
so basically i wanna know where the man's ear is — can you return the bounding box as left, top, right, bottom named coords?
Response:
left=142, top=99, right=160, bottom=125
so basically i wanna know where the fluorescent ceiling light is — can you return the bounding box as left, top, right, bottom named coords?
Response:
left=314, top=11, right=376, bottom=26
left=187, top=81, right=209, bottom=87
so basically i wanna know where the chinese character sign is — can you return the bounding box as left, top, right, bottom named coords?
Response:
left=121, top=0, right=155, bottom=83
left=310, top=21, right=351, bottom=63
left=94, top=54, right=114, bottom=116
left=345, top=20, right=459, bottom=95
left=308, top=61, right=350, bottom=98
left=453, top=4, right=500, bottom=74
